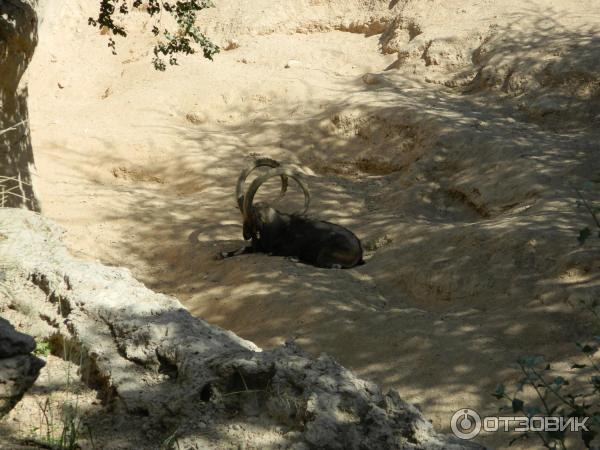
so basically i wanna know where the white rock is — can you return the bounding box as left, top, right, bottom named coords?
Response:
left=285, top=59, right=302, bottom=69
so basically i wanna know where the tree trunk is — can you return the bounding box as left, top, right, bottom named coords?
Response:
left=0, top=0, right=39, bottom=211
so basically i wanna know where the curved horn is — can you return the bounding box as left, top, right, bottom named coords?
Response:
left=243, top=166, right=310, bottom=227
left=235, top=158, right=288, bottom=213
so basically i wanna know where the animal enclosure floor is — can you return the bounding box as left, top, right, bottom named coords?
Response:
left=25, top=0, right=600, bottom=448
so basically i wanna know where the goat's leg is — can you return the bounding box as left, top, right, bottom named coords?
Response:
left=215, top=245, right=255, bottom=260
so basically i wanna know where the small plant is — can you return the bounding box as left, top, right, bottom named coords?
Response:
left=573, top=183, right=600, bottom=245
left=493, top=353, right=599, bottom=449
left=494, top=299, right=600, bottom=449
left=88, top=0, right=220, bottom=71
left=160, top=427, right=181, bottom=450
left=34, top=339, right=52, bottom=357
left=30, top=396, right=85, bottom=450
left=26, top=337, right=90, bottom=450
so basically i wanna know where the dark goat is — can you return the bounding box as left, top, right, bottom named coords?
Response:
left=218, top=164, right=364, bottom=269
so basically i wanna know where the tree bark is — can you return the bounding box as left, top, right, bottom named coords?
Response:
left=0, top=0, right=39, bottom=210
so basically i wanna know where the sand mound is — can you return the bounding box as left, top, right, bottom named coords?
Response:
left=469, top=13, right=600, bottom=125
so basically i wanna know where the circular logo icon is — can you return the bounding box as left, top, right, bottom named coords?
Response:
left=451, top=408, right=482, bottom=440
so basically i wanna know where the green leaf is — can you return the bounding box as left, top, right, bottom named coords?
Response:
left=512, top=398, right=525, bottom=413
left=577, top=343, right=598, bottom=355
left=553, top=376, right=568, bottom=386
left=582, top=429, right=597, bottom=447
left=525, top=406, right=541, bottom=416
left=492, top=384, right=506, bottom=399
left=34, top=340, right=51, bottom=357
left=583, top=181, right=594, bottom=189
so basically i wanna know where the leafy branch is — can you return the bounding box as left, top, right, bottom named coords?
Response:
left=493, top=327, right=600, bottom=448
left=88, top=0, right=220, bottom=71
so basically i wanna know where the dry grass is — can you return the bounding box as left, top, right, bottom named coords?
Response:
left=0, top=176, right=31, bottom=208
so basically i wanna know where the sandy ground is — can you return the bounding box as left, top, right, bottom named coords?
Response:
left=12, top=0, right=600, bottom=448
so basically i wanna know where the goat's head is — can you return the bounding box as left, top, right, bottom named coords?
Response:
left=235, top=158, right=289, bottom=215
left=242, top=166, right=310, bottom=241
